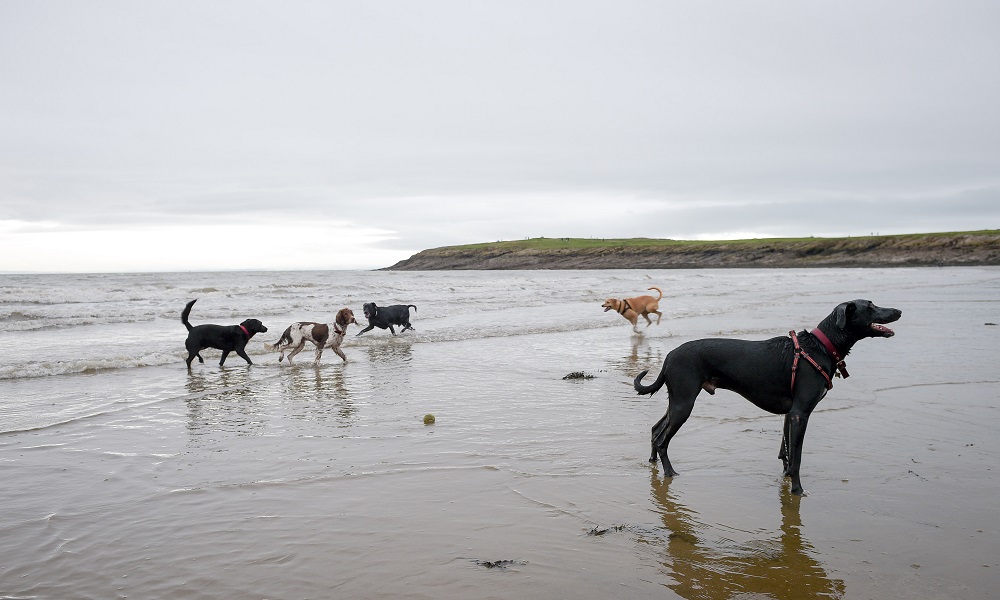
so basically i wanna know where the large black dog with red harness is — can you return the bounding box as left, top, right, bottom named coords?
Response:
left=634, top=299, right=901, bottom=495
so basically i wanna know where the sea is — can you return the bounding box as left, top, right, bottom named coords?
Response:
left=1, top=267, right=998, bottom=599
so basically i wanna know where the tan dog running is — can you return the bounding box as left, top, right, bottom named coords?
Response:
left=265, top=308, right=357, bottom=364
left=602, top=287, right=663, bottom=333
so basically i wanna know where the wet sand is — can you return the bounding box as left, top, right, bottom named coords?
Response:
left=1, top=269, right=998, bottom=599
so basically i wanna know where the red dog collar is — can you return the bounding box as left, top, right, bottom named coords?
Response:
left=239, top=324, right=252, bottom=338
left=811, top=328, right=849, bottom=379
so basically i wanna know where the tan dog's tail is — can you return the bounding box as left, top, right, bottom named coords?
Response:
left=648, top=286, right=663, bottom=300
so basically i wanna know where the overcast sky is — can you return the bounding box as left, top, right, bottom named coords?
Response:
left=2, top=1, right=998, bottom=272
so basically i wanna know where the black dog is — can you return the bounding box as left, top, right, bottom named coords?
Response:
left=634, top=299, right=901, bottom=495
left=355, top=302, right=416, bottom=336
left=181, top=299, right=268, bottom=368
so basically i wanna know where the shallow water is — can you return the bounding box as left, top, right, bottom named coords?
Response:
left=1, top=268, right=998, bottom=599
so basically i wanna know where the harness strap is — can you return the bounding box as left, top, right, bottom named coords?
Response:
left=788, top=330, right=833, bottom=394
left=620, top=299, right=633, bottom=315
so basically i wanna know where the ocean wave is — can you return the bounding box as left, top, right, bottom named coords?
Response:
left=0, top=316, right=628, bottom=380
left=2, top=267, right=906, bottom=381
left=0, top=307, right=763, bottom=379
left=0, top=314, right=151, bottom=332
left=1, top=310, right=38, bottom=322
left=264, top=282, right=321, bottom=289
left=0, top=352, right=183, bottom=380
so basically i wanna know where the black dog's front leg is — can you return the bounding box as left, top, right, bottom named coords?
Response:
left=356, top=325, right=374, bottom=337
left=388, top=324, right=396, bottom=336
left=219, top=350, right=231, bottom=366
left=784, top=410, right=811, bottom=495
left=236, top=347, right=253, bottom=365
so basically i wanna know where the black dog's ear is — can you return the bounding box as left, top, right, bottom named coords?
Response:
left=835, top=302, right=856, bottom=330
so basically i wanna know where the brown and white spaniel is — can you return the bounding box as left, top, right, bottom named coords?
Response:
left=265, top=307, right=357, bottom=364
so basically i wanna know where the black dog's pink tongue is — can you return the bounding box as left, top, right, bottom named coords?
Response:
left=872, top=324, right=895, bottom=337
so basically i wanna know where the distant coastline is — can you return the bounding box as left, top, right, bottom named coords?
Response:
left=383, top=230, right=1000, bottom=270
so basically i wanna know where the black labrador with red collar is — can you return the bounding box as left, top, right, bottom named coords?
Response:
left=181, top=299, right=268, bottom=368
left=634, top=299, right=901, bottom=495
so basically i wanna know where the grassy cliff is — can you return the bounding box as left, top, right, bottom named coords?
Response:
left=383, top=230, right=1000, bottom=270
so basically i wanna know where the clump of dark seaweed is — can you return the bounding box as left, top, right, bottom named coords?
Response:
left=473, top=559, right=527, bottom=569
left=562, top=371, right=594, bottom=380
left=587, top=524, right=626, bottom=536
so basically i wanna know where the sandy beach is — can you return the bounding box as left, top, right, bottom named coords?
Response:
left=1, top=267, right=998, bottom=599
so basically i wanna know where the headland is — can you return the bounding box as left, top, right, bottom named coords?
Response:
left=383, top=230, right=1000, bottom=270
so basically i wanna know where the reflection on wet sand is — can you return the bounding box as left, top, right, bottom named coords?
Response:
left=184, top=369, right=267, bottom=437
left=283, top=365, right=358, bottom=425
left=364, top=339, right=415, bottom=399
left=284, top=363, right=348, bottom=399
left=649, top=473, right=845, bottom=599
left=608, top=335, right=666, bottom=376
left=365, top=339, right=414, bottom=363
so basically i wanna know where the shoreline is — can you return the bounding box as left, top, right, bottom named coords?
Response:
left=383, top=230, right=1000, bottom=270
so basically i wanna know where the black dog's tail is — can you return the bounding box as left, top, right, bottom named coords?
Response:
left=181, top=299, right=197, bottom=332
left=408, top=305, right=417, bottom=312
left=634, top=368, right=666, bottom=396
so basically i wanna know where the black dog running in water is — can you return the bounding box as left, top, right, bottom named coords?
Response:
left=181, top=299, right=268, bottom=367
left=356, top=302, right=417, bottom=336
left=634, top=299, right=901, bottom=495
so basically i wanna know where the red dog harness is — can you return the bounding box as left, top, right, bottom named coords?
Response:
left=788, top=329, right=849, bottom=395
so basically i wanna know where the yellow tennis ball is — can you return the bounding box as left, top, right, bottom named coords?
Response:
left=423, top=414, right=436, bottom=425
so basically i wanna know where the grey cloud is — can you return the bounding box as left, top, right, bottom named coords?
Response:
left=1, top=1, right=998, bottom=270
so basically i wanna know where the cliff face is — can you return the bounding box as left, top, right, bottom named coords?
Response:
left=383, top=232, right=1000, bottom=270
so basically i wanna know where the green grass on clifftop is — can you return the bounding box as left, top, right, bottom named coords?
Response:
left=384, top=230, right=1000, bottom=270
left=435, top=230, right=1000, bottom=252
